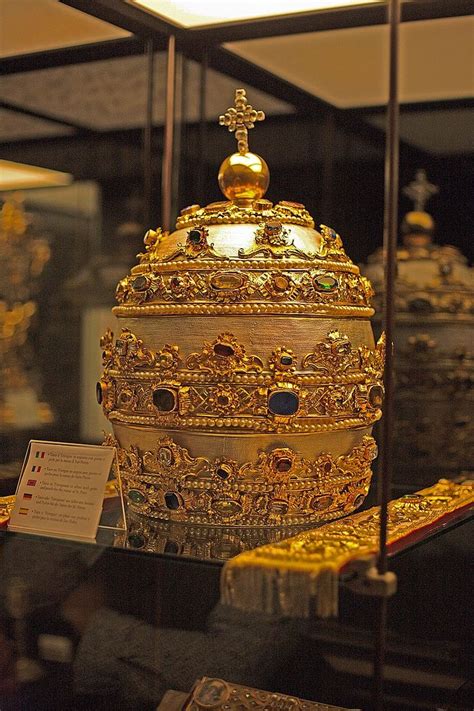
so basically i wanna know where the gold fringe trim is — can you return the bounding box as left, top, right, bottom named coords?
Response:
left=221, top=478, right=474, bottom=619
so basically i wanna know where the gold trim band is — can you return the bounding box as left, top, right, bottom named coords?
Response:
left=105, top=433, right=377, bottom=527
left=113, top=303, right=374, bottom=317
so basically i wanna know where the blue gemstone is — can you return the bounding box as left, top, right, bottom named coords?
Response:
left=268, top=391, right=299, bottom=416
left=96, top=382, right=103, bottom=404
left=216, top=467, right=230, bottom=480
left=164, top=492, right=180, bottom=510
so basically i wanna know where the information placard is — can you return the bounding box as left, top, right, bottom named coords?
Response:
left=9, top=441, right=116, bottom=540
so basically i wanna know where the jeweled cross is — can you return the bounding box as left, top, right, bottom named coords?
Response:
left=219, top=88, right=265, bottom=155
left=403, top=169, right=438, bottom=211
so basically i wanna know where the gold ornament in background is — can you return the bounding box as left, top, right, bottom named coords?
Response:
left=99, top=89, right=384, bottom=527
left=0, top=197, right=53, bottom=430
left=362, top=170, right=473, bottom=486
left=222, top=478, right=474, bottom=618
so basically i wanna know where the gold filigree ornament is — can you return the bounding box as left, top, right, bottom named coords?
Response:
left=238, top=220, right=316, bottom=260
left=185, top=677, right=349, bottom=710
left=103, top=433, right=377, bottom=527
left=98, top=328, right=385, bottom=432
left=99, top=88, right=384, bottom=526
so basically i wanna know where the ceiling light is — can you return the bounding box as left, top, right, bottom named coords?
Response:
left=0, top=160, right=72, bottom=191
left=129, top=0, right=379, bottom=29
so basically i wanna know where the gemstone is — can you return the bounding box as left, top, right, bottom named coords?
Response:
left=354, top=494, right=365, bottom=508
left=213, top=499, right=242, bottom=517
left=131, top=275, right=149, bottom=291
left=170, top=276, right=183, bottom=290
left=311, top=495, right=333, bottom=511
left=216, top=466, right=231, bottom=480
left=369, top=385, right=384, bottom=408
left=274, top=275, right=289, bottom=292
left=96, top=381, right=103, bottom=404
left=268, top=391, right=299, bottom=416
left=128, top=534, right=145, bottom=548
left=210, top=272, right=244, bottom=290
left=409, top=298, right=433, bottom=313
left=128, top=489, right=146, bottom=504
left=180, top=204, right=200, bottom=216
left=265, top=220, right=281, bottom=234
left=280, top=200, right=304, bottom=209
left=158, top=447, right=174, bottom=466
left=217, top=395, right=229, bottom=406
left=275, top=457, right=292, bottom=473
left=164, top=492, right=180, bottom=510
left=313, top=275, right=338, bottom=291
left=188, top=229, right=203, bottom=244
left=270, top=499, right=288, bottom=515
left=280, top=355, right=293, bottom=366
left=194, top=679, right=229, bottom=706
left=214, top=343, right=234, bottom=357
left=152, top=388, right=176, bottom=412
left=253, top=199, right=273, bottom=210
left=439, top=262, right=452, bottom=276
left=164, top=540, right=180, bottom=555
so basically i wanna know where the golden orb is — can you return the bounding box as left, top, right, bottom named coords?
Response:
left=404, top=210, right=434, bottom=232
left=218, top=152, right=269, bottom=206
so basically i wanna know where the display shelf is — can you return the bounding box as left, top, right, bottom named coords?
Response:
left=1, top=513, right=472, bottom=710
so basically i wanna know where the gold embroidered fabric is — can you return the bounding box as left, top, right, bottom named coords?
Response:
left=221, top=478, right=474, bottom=618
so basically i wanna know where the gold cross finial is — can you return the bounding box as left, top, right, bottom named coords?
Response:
left=403, top=169, right=438, bottom=211
left=219, top=89, right=265, bottom=155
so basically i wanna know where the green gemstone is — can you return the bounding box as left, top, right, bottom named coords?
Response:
left=213, top=499, right=242, bottom=516
left=188, top=229, right=203, bottom=244
left=128, top=489, right=146, bottom=504
left=314, top=275, right=338, bottom=291
left=127, top=534, right=146, bottom=548
left=132, top=275, right=149, bottom=291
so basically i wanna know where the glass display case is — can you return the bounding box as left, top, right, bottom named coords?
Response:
left=1, top=1, right=472, bottom=709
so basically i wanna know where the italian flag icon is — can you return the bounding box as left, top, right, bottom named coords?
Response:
left=35, top=451, right=46, bottom=459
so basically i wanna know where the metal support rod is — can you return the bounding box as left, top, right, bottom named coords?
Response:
left=198, top=50, right=208, bottom=205
left=374, top=0, right=400, bottom=708
left=320, top=108, right=336, bottom=223
left=162, top=34, right=176, bottom=232
left=143, top=38, right=154, bottom=229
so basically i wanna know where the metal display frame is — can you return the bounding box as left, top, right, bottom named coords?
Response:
left=2, top=1, right=472, bottom=707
